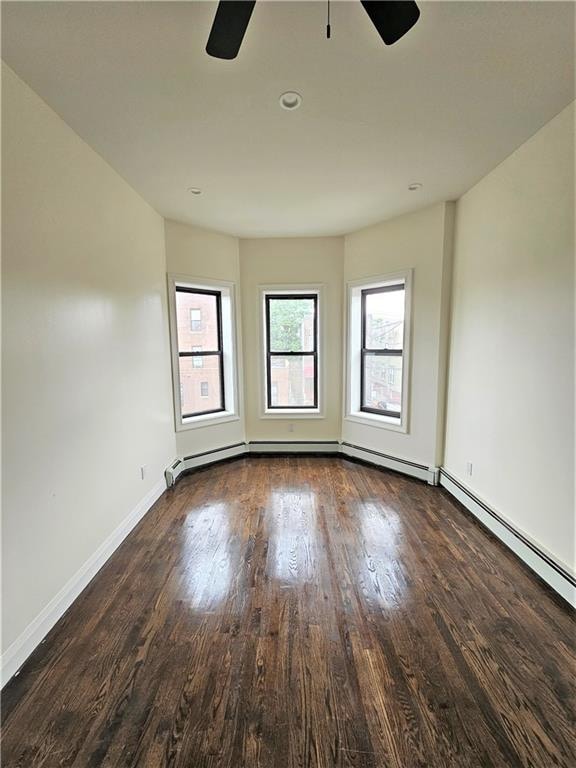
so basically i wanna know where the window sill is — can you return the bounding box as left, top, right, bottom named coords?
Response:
left=261, top=408, right=324, bottom=420
left=177, top=411, right=240, bottom=432
left=345, top=410, right=407, bottom=433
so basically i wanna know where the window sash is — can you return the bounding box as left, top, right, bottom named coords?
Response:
left=176, top=286, right=225, bottom=418
left=265, top=294, right=319, bottom=409
left=360, top=284, right=404, bottom=418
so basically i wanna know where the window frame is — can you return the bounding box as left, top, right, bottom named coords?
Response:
left=264, top=293, right=319, bottom=411
left=168, top=275, right=240, bottom=431
left=175, top=286, right=225, bottom=419
left=260, top=285, right=324, bottom=418
left=344, top=270, right=412, bottom=433
left=360, top=283, right=405, bottom=419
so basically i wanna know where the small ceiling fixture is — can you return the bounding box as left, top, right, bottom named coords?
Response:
left=188, top=187, right=202, bottom=195
left=279, top=91, right=302, bottom=110
left=408, top=182, right=423, bottom=191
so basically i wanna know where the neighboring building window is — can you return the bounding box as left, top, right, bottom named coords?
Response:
left=190, top=308, right=202, bottom=331
left=264, top=293, right=318, bottom=409
left=360, top=283, right=405, bottom=418
left=175, top=287, right=224, bottom=418
left=192, top=345, right=203, bottom=368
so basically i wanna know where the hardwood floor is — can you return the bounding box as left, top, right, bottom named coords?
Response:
left=2, top=457, right=574, bottom=767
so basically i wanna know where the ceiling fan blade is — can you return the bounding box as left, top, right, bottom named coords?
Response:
left=360, top=1, right=420, bottom=45
left=206, top=0, right=256, bottom=59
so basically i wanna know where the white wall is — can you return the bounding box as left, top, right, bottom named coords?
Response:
left=1, top=65, right=176, bottom=656
left=342, top=203, right=454, bottom=468
left=164, top=219, right=245, bottom=456
left=444, top=102, right=575, bottom=573
left=239, top=237, right=344, bottom=442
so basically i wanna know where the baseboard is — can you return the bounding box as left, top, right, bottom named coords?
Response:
left=0, top=478, right=167, bottom=688
left=439, top=469, right=576, bottom=608
left=165, top=442, right=248, bottom=486
left=248, top=440, right=341, bottom=454
left=340, top=441, right=437, bottom=484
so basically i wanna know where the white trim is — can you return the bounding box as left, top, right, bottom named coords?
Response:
left=258, top=284, right=326, bottom=419
left=167, top=274, right=241, bottom=432
left=440, top=471, right=576, bottom=608
left=1, top=478, right=166, bottom=688
left=249, top=441, right=340, bottom=454
left=340, top=442, right=430, bottom=483
left=181, top=411, right=240, bottom=429
left=344, top=270, right=413, bottom=434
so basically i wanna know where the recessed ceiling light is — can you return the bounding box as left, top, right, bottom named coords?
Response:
left=408, top=182, right=422, bottom=191
left=188, top=187, right=202, bottom=195
left=279, top=91, right=302, bottom=110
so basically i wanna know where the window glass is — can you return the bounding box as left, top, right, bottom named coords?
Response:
left=176, top=291, right=219, bottom=351
left=175, top=287, right=224, bottom=418
left=269, top=356, right=316, bottom=407
left=362, top=355, right=402, bottom=415
left=361, top=284, right=405, bottom=418
left=268, top=297, right=315, bottom=352
left=364, top=288, right=404, bottom=350
left=179, top=356, right=222, bottom=416
left=265, top=293, right=318, bottom=409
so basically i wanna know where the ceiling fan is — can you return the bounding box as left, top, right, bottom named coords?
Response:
left=206, top=1, right=420, bottom=60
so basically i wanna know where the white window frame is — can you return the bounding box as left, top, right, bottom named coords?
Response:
left=344, top=270, right=412, bottom=433
left=168, top=274, right=240, bottom=431
left=259, top=284, right=325, bottom=419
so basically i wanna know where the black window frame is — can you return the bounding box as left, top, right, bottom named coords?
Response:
left=360, top=283, right=405, bottom=419
left=265, top=293, right=319, bottom=410
left=176, top=286, right=225, bottom=419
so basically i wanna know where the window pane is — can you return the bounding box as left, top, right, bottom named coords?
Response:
left=176, top=290, right=219, bottom=351
left=363, top=354, right=402, bottom=414
left=269, top=355, right=315, bottom=407
left=364, top=288, right=404, bottom=350
left=179, top=356, right=222, bottom=415
left=268, top=298, right=315, bottom=352
left=192, top=346, right=203, bottom=367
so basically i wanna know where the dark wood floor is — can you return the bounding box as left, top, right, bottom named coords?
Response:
left=2, top=457, right=574, bottom=767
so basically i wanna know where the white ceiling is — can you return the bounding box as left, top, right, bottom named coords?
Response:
left=2, top=1, right=574, bottom=237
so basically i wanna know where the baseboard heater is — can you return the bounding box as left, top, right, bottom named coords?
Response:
left=166, top=440, right=438, bottom=487
left=248, top=440, right=341, bottom=455
left=165, top=442, right=248, bottom=487
left=439, top=468, right=575, bottom=608
left=340, top=441, right=438, bottom=485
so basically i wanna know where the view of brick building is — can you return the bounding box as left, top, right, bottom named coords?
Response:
left=175, top=290, right=223, bottom=415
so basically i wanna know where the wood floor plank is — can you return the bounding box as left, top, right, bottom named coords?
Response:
left=2, top=457, right=574, bottom=768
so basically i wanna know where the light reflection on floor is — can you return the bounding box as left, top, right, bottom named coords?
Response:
left=267, top=489, right=318, bottom=584
left=180, top=502, right=234, bottom=609
left=356, top=499, right=409, bottom=610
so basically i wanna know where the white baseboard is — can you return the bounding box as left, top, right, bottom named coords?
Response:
left=248, top=440, right=341, bottom=454
left=440, top=469, right=575, bottom=608
left=340, top=441, right=436, bottom=484
left=165, top=442, right=248, bottom=486
left=1, top=477, right=167, bottom=688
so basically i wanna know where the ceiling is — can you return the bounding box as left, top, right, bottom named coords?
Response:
left=2, top=1, right=574, bottom=238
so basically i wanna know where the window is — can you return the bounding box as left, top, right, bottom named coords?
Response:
left=175, top=287, right=224, bottom=418
left=264, top=293, right=318, bottom=410
left=169, top=276, right=239, bottom=430
left=346, top=271, right=411, bottom=431
left=360, top=284, right=405, bottom=418
left=190, top=308, right=202, bottom=331
left=192, top=346, right=203, bottom=368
